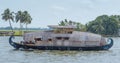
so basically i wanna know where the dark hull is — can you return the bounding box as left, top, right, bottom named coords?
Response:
left=9, top=35, right=113, bottom=51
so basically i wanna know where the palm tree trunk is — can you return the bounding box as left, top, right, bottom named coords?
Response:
left=20, top=22, right=22, bottom=36
left=26, top=24, right=28, bottom=31
left=9, top=19, right=13, bottom=32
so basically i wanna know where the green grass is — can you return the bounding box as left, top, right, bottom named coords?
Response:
left=0, top=30, right=39, bottom=36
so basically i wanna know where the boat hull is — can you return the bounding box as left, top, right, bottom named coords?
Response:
left=9, top=35, right=113, bottom=51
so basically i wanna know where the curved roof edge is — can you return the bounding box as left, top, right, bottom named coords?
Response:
left=48, top=25, right=76, bottom=29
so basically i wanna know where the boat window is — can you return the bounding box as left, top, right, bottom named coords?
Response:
left=64, top=37, right=69, bottom=40
left=48, top=39, right=52, bottom=41
left=34, top=38, right=42, bottom=41
left=56, top=37, right=62, bottom=40
left=67, top=31, right=72, bottom=34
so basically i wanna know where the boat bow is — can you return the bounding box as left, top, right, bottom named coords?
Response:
left=9, top=35, right=15, bottom=46
left=103, top=38, right=113, bottom=50
left=9, top=35, right=20, bottom=49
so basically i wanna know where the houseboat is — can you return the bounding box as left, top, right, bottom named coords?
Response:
left=9, top=25, right=113, bottom=51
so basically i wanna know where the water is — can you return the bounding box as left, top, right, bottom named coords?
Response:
left=0, top=36, right=120, bottom=63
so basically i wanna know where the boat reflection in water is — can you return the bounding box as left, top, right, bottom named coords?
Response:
left=9, top=25, right=113, bottom=51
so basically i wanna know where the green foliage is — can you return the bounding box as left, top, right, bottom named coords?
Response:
left=110, top=15, right=120, bottom=28
left=1, top=8, right=14, bottom=32
left=1, top=9, right=120, bottom=36
left=23, top=11, right=32, bottom=31
left=59, top=19, right=86, bottom=31
left=15, top=10, right=32, bottom=33
left=86, top=15, right=119, bottom=36
left=1, top=8, right=32, bottom=35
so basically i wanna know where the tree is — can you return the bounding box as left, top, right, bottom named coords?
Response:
left=76, top=22, right=86, bottom=31
left=59, top=19, right=69, bottom=26
left=15, top=11, right=24, bottom=35
left=86, top=15, right=119, bottom=36
left=1, top=8, right=14, bottom=32
left=23, top=11, right=32, bottom=31
left=110, top=15, right=120, bottom=28
left=102, top=18, right=118, bottom=35
left=15, top=10, right=32, bottom=35
left=59, top=21, right=65, bottom=26
left=59, top=19, right=86, bottom=31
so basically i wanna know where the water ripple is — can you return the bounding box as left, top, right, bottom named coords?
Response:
left=0, top=36, right=120, bottom=63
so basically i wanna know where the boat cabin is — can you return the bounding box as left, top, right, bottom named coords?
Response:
left=23, top=25, right=106, bottom=47
left=48, top=25, right=76, bottom=34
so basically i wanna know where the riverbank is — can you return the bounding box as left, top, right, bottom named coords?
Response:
left=0, top=30, right=38, bottom=36
left=0, top=30, right=119, bottom=37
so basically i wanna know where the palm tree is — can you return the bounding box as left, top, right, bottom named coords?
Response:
left=15, top=11, right=24, bottom=35
left=86, top=15, right=119, bottom=36
left=15, top=11, right=32, bottom=34
left=110, top=15, right=120, bottom=28
left=1, top=8, right=14, bottom=32
left=75, top=22, right=86, bottom=31
left=59, top=19, right=68, bottom=26
left=23, top=11, right=32, bottom=31
left=59, top=21, right=65, bottom=26
left=103, top=18, right=118, bottom=35
left=58, top=19, right=86, bottom=31
left=94, top=21, right=104, bottom=34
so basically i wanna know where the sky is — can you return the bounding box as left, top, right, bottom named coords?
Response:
left=0, top=0, right=120, bottom=28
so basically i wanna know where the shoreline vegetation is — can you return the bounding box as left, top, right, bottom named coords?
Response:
left=1, top=8, right=120, bottom=37
left=0, top=30, right=35, bottom=36
left=0, top=27, right=49, bottom=36
left=0, top=30, right=45, bottom=36
left=0, top=30, right=119, bottom=37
